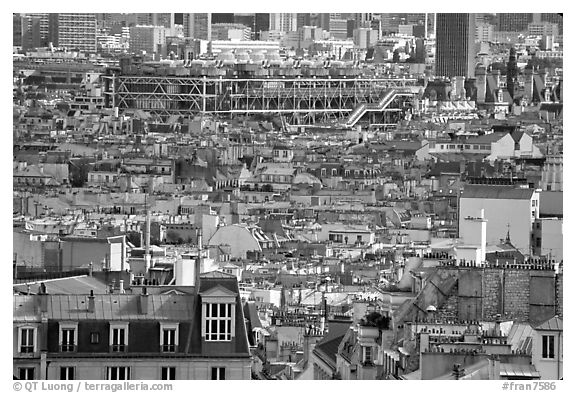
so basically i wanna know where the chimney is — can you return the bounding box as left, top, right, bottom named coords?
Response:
left=139, top=287, right=149, bottom=314
left=38, top=283, right=48, bottom=313
left=88, top=290, right=95, bottom=313
left=194, top=257, right=202, bottom=289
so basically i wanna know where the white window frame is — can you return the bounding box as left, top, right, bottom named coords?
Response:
left=59, top=322, right=78, bottom=352
left=203, top=303, right=234, bottom=341
left=109, top=323, right=129, bottom=352
left=211, top=366, right=226, bottom=380
left=161, top=366, right=176, bottom=380
left=60, top=366, right=75, bottom=380
left=18, top=326, right=37, bottom=354
left=160, top=323, right=179, bottom=353
left=542, top=334, right=555, bottom=359
left=106, top=366, right=131, bottom=380
left=19, top=367, right=35, bottom=380
left=364, top=346, right=373, bottom=363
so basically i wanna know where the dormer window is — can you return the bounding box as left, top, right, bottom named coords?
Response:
left=59, top=322, right=78, bottom=352
left=200, top=285, right=237, bottom=342
left=160, top=323, right=179, bottom=353
left=18, top=326, right=37, bottom=353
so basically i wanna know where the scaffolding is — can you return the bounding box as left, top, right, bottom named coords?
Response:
left=103, top=75, right=418, bottom=125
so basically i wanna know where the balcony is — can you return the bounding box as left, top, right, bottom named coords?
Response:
left=161, top=344, right=178, bottom=353
left=110, top=344, right=128, bottom=353
left=60, top=344, right=77, bottom=353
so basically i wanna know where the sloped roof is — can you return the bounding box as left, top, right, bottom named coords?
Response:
left=533, top=315, right=563, bottom=331
left=507, top=322, right=534, bottom=353
left=13, top=276, right=109, bottom=295
left=13, top=293, right=195, bottom=321
left=499, top=363, right=540, bottom=379
left=462, top=185, right=534, bottom=200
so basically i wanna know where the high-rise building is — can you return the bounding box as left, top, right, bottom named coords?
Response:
left=528, top=22, right=559, bottom=37
left=435, top=13, right=476, bottom=78
left=329, top=19, right=348, bottom=40
left=497, top=13, right=532, bottom=32
left=185, top=13, right=212, bottom=40
left=540, top=13, right=563, bottom=35
left=129, top=25, right=169, bottom=54
left=254, top=13, right=270, bottom=39
left=20, top=13, right=52, bottom=49
left=212, top=13, right=234, bottom=24
left=476, top=22, right=494, bottom=42
left=269, top=13, right=297, bottom=32
left=296, top=13, right=310, bottom=29
left=13, top=14, right=22, bottom=47
left=53, top=13, right=97, bottom=52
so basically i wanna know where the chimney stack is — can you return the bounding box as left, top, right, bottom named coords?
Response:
left=38, top=283, right=48, bottom=313
left=88, top=290, right=95, bottom=313
left=139, top=287, right=149, bottom=314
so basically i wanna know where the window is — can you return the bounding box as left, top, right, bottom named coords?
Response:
left=364, top=346, right=373, bottom=363
left=331, top=168, right=337, bottom=176
left=161, top=367, right=176, bottom=380
left=19, top=327, right=35, bottom=353
left=542, top=335, right=555, bottom=359
left=107, top=367, right=130, bottom=380
left=59, top=323, right=78, bottom=352
left=90, top=332, right=100, bottom=344
left=110, top=324, right=128, bottom=352
left=60, top=367, right=75, bottom=380
left=61, top=329, right=75, bottom=352
left=211, top=367, right=226, bottom=380
left=205, top=304, right=232, bottom=341
left=18, top=367, right=35, bottom=380
left=161, top=323, right=179, bottom=353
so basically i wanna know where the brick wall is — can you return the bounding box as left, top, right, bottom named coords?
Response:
left=502, top=269, right=531, bottom=321
left=434, top=264, right=561, bottom=323
left=481, top=268, right=503, bottom=319
left=556, top=272, right=563, bottom=318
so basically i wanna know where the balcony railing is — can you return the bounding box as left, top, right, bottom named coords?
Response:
left=110, top=344, right=127, bottom=353
left=60, top=344, right=77, bottom=352
left=161, top=344, right=177, bottom=353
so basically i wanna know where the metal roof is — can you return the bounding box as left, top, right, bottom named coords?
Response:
left=462, top=185, right=535, bottom=200
left=14, top=294, right=195, bottom=321
left=500, top=363, right=540, bottom=378
left=534, top=316, right=563, bottom=331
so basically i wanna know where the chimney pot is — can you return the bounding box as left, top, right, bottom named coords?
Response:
left=139, top=287, right=149, bottom=314
left=88, top=290, right=95, bottom=313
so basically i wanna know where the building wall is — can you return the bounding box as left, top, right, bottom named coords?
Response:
left=61, top=239, right=118, bottom=271
left=534, top=218, right=562, bottom=261
left=13, top=231, right=45, bottom=268
left=208, top=225, right=261, bottom=258
left=488, top=134, right=515, bottom=160
left=44, top=358, right=251, bottom=380
left=434, top=266, right=560, bottom=324
left=459, top=197, right=534, bottom=253
left=435, top=14, right=476, bottom=78
left=532, top=330, right=562, bottom=380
